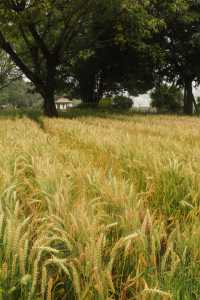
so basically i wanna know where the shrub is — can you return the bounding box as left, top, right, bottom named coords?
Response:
left=112, top=96, right=133, bottom=109
left=150, top=84, right=183, bottom=113
left=99, top=97, right=113, bottom=108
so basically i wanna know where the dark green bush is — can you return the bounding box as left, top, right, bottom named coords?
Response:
left=150, top=84, right=183, bottom=113
left=99, top=97, right=113, bottom=108
left=112, top=96, right=133, bottom=109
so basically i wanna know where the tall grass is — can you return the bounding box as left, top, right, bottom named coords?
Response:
left=0, top=112, right=199, bottom=299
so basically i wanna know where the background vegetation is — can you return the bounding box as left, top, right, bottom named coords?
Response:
left=0, top=80, right=42, bottom=109
left=150, top=85, right=184, bottom=113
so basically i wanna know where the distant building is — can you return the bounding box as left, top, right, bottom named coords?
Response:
left=0, top=104, right=11, bottom=110
left=55, top=98, right=74, bottom=110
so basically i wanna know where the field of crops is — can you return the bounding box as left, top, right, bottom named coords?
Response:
left=0, top=111, right=200, bottom=299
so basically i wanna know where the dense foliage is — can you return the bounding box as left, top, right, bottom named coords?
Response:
left=151, top=84, right=184, bottom=113
left=0, top=50, right=21, bottom=88
left=113, top=95, right=133, bottom=109
left=0, top=1, right=200, bottom=114
left=151, top=0, right=200, bottom=114
left=0, top=80, right=42, bottom=108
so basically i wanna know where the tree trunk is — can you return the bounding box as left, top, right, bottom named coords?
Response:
left=184, top=80, right=194, bottom=115
left=42, top=62, right=58, bottom=117
left=80, top=87, right=100, bottom=107
left=193, top=97, right=199, bottom=114
left=79, top=73, right=103, bottom=107
left=82, top=96, right=99, bottom=107
left=43, top=91, right=58, bottom=117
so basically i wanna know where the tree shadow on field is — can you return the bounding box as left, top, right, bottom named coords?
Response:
left=0, top=109, right=45, bottom=130
left=0, top=107, right=158, bottom=127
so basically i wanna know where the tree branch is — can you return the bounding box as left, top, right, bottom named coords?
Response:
left=28, top=23, right=51, bottom=59
left=0, top=31, right=43, bottom=87
left=0, top=74, right=22, bottom=91
left=53, top=1, right=92, bottom=59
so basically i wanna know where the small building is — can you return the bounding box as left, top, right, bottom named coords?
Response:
left=0, top=104, right=12, bottom=110
left=55, top=98, right=74, bottom=110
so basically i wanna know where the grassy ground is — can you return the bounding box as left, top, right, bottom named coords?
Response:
left=0, top=109, right=199, bottom=299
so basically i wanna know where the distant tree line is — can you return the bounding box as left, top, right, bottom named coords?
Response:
left=0, top=79, right=42, bottom=109
left=0, top=1, right=199, bottom=116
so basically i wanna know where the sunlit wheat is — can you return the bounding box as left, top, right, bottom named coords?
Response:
left=0, top=113, right=199, bottom=299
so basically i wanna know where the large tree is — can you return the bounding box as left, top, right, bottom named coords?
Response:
left=59, top=0, right=160, bottom=105
left=0, top=0, right=95, bottom=116
left=63, top=46, right=155, bottom=106
left=151, top=0, right=200, bottom=114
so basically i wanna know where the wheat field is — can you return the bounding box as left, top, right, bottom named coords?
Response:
left=0, top=111, right=200, bottom=299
